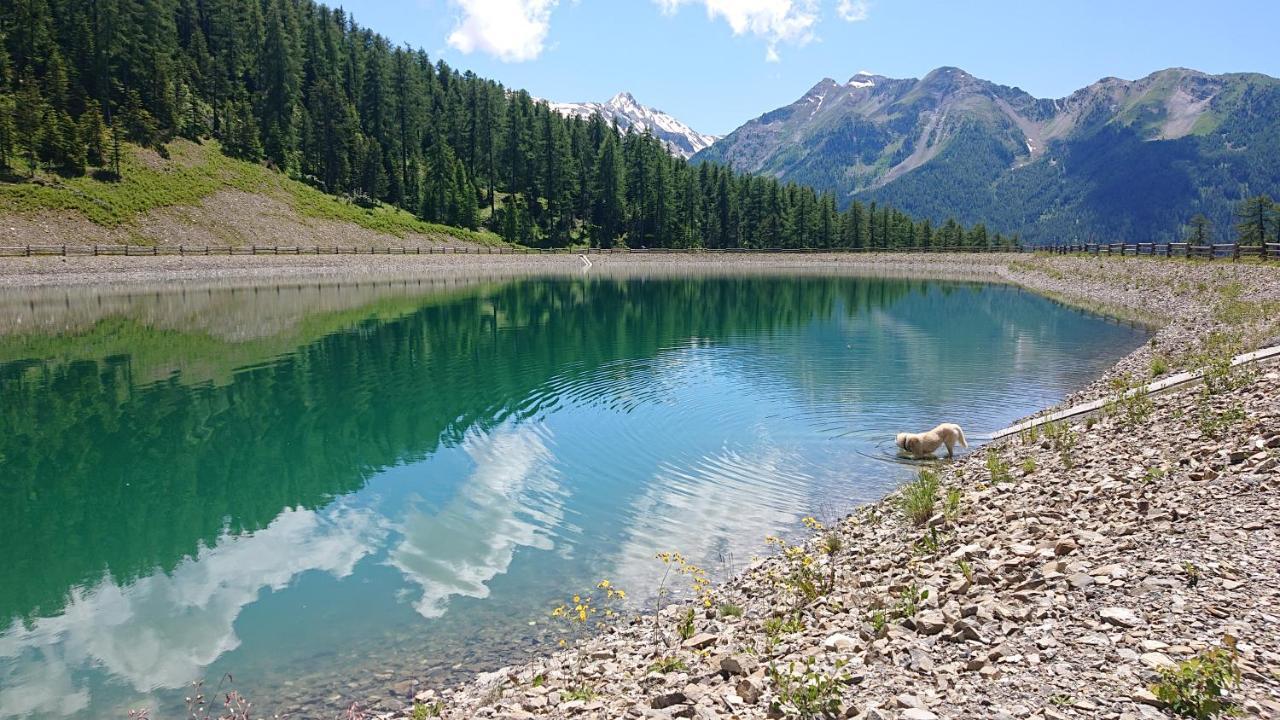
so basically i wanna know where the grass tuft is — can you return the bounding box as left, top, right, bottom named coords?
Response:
left=896, top=469, right=940, bottom=526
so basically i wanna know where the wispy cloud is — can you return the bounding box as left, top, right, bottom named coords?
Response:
left=836, top=0, right=871, bottom=22
left=0, top=505, right=384, bottom=718
left=656, top=0, right=820, bottom=62
left=387, top=424, right=566, bottom=619
left=446, top=0, right=559, bottom=62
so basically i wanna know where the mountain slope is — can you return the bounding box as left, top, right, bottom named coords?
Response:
left=695, top=67, right=1280, bottom=243
left=545, top=92, right=719, bottom=158
left=0, top=140, right=503, bottom=248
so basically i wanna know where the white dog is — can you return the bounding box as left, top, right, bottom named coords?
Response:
left=896, top=423, right=968, bottom=459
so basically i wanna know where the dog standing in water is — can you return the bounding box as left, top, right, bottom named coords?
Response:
left=896, top=423, right=968, bottom=459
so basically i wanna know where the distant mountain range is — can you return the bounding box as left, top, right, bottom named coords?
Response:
left=544, top=92, right=719, bottom=159
left=694, top=67, right=1280, bottom=243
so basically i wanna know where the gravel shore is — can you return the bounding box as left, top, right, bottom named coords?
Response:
left=347, top=255, right=1277, bottom=720
left=0, top=251, right=1033, bottom=289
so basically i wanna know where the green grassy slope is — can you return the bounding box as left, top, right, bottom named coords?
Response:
left=0, top=140, right=504, bottom=246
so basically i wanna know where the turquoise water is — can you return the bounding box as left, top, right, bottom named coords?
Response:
left=0, top=273, right=1146, bottom=718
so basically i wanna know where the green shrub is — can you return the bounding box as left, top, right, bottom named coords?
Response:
left=677, top=607, right=696, bottom=641
left=768, top=658, right=850, bottom=719
left=764, top=614, right=805, bottom=638
left=913, top=526, right=946, bottom=556
left=648, top=657, right=689, bottom=674
left=1150, top=641, right=1240, bottom=719
left=1194, top=332, right=1250, bottom=395
left=893, top=583, right=929, bottom=620
left=1150, top=354, right=1170, bottom=377
left=1106, top=374, right=1154, bottom=426
left=411, top=702, right=443, bottom=719
left=1197, top=396, right=1246, bottom=438
left=867, top=609, right=888, bottom=636
left=1182, top=561, right=1201, bottom=589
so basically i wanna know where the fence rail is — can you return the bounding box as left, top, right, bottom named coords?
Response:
left=0, top=244, right=1027, bottom=258
left=6, top=241, right=1279, bottom=260
left=1039, top=242, right=1280, bottom=261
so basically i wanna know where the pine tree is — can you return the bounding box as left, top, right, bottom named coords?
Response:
left=78, top=98, right=107, bottom=166
left=1234, top=195, right=1273, bottom=245
left=0, top=38, right=13, bottom=171
left=1186, top=213, right=1213, bottom=246
left=13, top=70, right=45, bottom=174
left=591, top=132, right=624, bottom=247
left=259, top=0, right=301, bottom=171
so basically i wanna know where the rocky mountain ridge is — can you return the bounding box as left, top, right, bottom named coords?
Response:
left=695, top=67, right=1280, bottom=243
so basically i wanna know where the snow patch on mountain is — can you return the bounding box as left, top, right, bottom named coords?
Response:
left=542, top=92, right=719, bottom=159
left=848, top=71, right=877, bottom=89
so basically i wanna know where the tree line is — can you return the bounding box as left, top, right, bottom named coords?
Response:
left=1186, top=194, right=1280, bottom=246
left=0, top=0, right=1013, bottom=249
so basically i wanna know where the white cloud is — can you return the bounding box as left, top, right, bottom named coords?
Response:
left=605, top=440, right=813, bottom=598
left=0, top=506, right=384, bottom=718
left=446, top=0, right=558, bottom=62
left=656, top=0, right=820, bottom=62
left=387, top=424, right=566, bottom=619
left=836, top=0, right=870, bottom=22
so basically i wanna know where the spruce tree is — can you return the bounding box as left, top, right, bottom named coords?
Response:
left=13, top=70, right=44, bottom=174
left=1234, top=195, right=1273, bottom=245
left=78, top=98, right=107, bottom=167
left=1186, top=213, right=1213, bottom=246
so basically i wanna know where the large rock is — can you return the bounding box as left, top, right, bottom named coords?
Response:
left=1100, top=607, right=1143, bottom=628
left=822, top=633, right=859, bottom=651
left=914, top=611, right=947, bottom=636
left=719, top=655, right=758, bottom=676
left=650, top=691, right=687, bottom=709
left=680, top=632, right=717, bottom=650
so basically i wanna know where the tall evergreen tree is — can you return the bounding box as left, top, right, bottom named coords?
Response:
left=1187, top=213, right=1213, bottom=246
left=1235, top=195, right=1273, bottom=245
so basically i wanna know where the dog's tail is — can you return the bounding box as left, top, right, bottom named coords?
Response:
left=957, top=426, right=969, bottom=448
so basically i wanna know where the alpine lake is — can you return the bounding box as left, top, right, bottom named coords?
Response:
left=0, top=269, right=1149, bottom=719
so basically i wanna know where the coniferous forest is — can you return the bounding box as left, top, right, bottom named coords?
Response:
left=0, top=0, right=1016, bottom=249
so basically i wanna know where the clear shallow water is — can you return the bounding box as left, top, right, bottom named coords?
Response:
left=0, top=274, right=1147, bottom=719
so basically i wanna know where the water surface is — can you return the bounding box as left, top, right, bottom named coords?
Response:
left=0, top=273, right=1146, bottom=719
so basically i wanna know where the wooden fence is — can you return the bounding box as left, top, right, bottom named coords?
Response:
left=1040, top=242, right=1280, bottom=261
left=5, top=241, right=1277, bottom=260
left=0, top=244, right=1025, bottom=258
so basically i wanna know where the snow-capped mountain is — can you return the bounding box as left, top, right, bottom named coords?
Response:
left=544, top=92, right=719, bottom=159
left=694, top=66, right=1280, bottom=244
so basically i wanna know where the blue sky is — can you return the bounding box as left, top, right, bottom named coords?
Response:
left=338, top=0, right=1280, bottom=136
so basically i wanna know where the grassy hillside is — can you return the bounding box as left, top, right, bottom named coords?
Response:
left=0, top=140, right=504, bottom=247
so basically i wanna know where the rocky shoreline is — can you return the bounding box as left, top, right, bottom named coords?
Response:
left=358, top=256, right=1279, bottom=720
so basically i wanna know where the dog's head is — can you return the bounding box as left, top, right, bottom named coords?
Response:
left=895, top=433, right=911, bottom=451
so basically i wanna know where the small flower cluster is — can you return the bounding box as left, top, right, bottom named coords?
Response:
left=550, top=580, right=628, bottom=643
left=656, top=551, right=713, bottom=608
left=763, top=518, right=838, bottom=608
